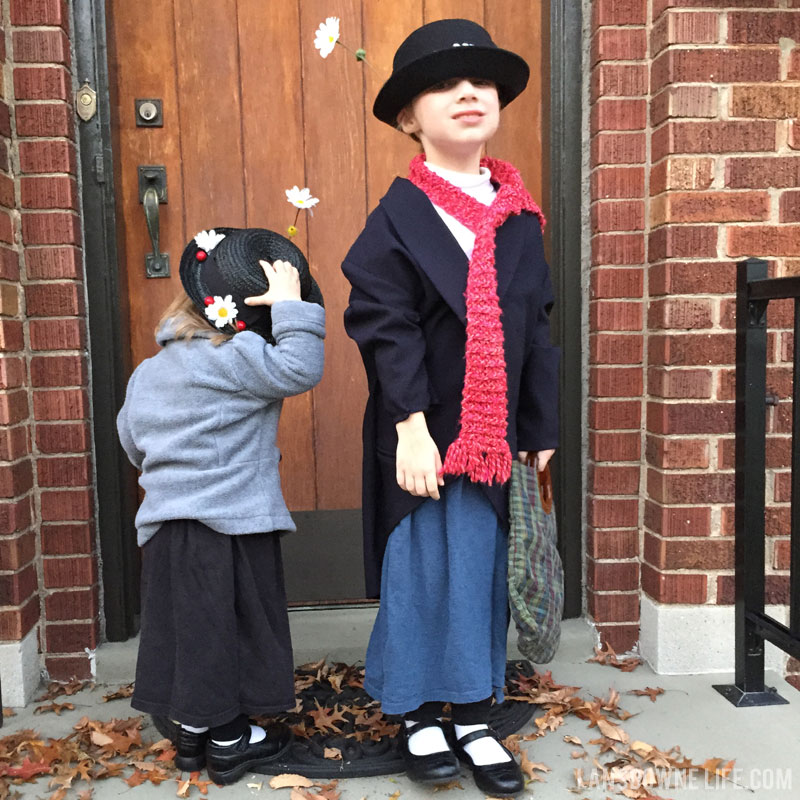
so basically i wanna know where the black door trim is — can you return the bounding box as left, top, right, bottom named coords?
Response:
left=74, top=0, right=585, bottom=636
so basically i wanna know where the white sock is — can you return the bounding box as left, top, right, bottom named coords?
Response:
left=212, top=724, right=266, bottom=747
left=180, top=724, right=208, bottom=734
left=454, top=723, right=511, bottom=765
left=405, top=719, right=450, bottom=756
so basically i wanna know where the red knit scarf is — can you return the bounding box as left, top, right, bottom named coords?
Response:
left=408, top=154, right=546, bottom=485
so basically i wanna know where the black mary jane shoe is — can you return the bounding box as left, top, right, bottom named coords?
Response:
left=455, top=728, right=525, bottom=797
left=175, top=725, right=209, bottom=772
left=206, top=723, right=293, bottom=786
left=401, top=720, right=461, bottom=786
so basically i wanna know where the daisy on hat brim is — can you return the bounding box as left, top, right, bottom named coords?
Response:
left=373, top=19, right=529, bottom=127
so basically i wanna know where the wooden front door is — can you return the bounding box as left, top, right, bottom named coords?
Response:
left=105, top=0, right=548, bottom=603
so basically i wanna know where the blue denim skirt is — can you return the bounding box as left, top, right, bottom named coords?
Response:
left=364, top=477, right=509, bottom=715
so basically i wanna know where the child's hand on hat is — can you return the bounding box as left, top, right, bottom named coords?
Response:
left=245, top=260, right=302, bottom=306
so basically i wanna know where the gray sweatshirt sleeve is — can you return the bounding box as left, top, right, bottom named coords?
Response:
left=116, top=368, right=145, bottom=469
left=228, top=300, right=326, bottom=400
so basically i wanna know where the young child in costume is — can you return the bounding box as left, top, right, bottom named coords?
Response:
left=117, top=227, right=325, bottom=785
left=342, top=19, right=559, bottom=797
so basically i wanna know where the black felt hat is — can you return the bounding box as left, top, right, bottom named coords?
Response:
left=179, top=227, right=324, bottom=342
left=373, top=18, right=530, bottom=127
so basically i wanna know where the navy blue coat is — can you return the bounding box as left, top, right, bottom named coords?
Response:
left=342, top=177, right=560, bottom=597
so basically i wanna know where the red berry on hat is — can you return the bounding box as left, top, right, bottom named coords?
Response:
left=204, top=296, right=214, bottom=306
left=196, top=250, right=208, bottom=262
left=236, top=320, right=246, bottom=331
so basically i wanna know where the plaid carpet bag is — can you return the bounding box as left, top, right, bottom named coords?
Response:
left=507, top=457, right=564, bottom=663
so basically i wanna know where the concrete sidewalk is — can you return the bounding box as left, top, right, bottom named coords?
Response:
left=3, top=612, right=799, bottom=799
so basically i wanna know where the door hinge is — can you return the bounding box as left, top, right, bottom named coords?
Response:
left=93, top=154, right=105, bottom=185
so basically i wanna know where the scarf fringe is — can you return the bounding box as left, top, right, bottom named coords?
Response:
left=442, top=438, right=512, bottom=486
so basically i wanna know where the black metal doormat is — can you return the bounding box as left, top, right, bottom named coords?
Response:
left=153, top=659, right=536, bottom=778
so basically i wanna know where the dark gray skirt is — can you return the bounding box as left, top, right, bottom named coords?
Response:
left=131, top=519, right=295, bottom=728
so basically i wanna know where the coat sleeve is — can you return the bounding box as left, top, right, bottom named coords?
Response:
left=342, top=212, right=432, bottom=425
left=225, top=300, right=326, bottom=401
left=116, top=368, right=145, bottom=470
left=516, top=217, right=560, bottom=452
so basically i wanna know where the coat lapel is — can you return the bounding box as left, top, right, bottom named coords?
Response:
left=379, top=177, right=529, bottom=325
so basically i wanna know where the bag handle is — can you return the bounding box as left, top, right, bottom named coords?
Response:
left=523, top=453, right=554, bottom=515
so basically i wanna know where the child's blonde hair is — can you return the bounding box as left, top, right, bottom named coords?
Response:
left=155, top=291, right=233, bottom=346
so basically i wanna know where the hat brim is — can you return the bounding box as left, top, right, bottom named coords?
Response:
left=373, top=46, right=530, bottom=127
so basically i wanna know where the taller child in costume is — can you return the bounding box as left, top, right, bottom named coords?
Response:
left=342, top=20, right=559, bottom=797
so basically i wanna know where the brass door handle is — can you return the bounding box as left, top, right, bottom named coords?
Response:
left=138, top=166, right=169, bottom=278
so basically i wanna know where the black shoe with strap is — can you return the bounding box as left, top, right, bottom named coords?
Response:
left=206, top=723, right=293, bottom=786
left=400, top=720, right=461, bottom=786
left=454, top=727, right=525, bottom=797
left=175, top=725, right=208, bottom=772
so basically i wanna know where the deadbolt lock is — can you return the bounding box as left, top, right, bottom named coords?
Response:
left=135, top=98, right=163, bottom=127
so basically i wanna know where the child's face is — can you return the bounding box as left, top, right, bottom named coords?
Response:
left=398, top=78, right=500, bottom=161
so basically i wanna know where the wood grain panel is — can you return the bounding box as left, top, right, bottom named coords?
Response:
left=301, top=0, right=367, bottom=509
left=238, top=0, right=316, bottom=510
left=423, top=0, right=484, bottom=25
left=107, top=0, right=185, bottom=365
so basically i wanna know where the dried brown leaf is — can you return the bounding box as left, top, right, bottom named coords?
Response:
left=628, top=687, right=664, bottom=703
left=269, top=774, right=315, bottom=790
left=34, top=703, right=74, bottom=716
left=102, top=683, right=134, bottom=702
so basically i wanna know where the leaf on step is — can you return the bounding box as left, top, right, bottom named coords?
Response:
left=269, top=773, right=315, bottom=789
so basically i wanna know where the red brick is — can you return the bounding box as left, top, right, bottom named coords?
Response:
left=651, top=48, right=780, bottom=94
left=0, top=596, right=39, bottom=640
left=21, top=212, right=80, bottom=246
left=0, top=460, right=33, bottom=498
left=591, top=99, right=647, bottom=134
left=587, top=560, right=640, bottom=592
left=780, top=191, right=800, bottom=224
left=590, top=333, right=643, bottom=364
left=0, top=247, right=20, bottom=281
left=0, top=142, right=9, bottom=175
left=0, top=496, right=32, bottom=534
left=40, top=488, right=93, bottom=522
left=588, top=591, right=639, bottom=622
left=590, top=464, right=640, bottom=495
left=645, top=501, right=711, bottom=537
left=0, top=389, right=28, bottom=424
left=591, top=64, right=648, bottom=102
left=25, top=247, right=82, bottom=279
left=591, top=268, right=644, bottom=299
left=588, top=497, right=640, bottom=528
left=728, top=11, right=800, bottom=43
left=652, top=121, right=776, bottom=161
left=651, top=86, right=718, bottom=126
left=775, top=472, right=792, bottom=502
left=652, top=191, right=769, bottom=226
left=12, top=30, right=70, bottom=65
left=717, top=574, right=788, bottom=605
left=29, top=318, right=85, bottom=350
left=0, top=532, right=36, bottom=571
left=13, top=66, right=69, bottom=101
left=18, top=140, right=76, bottom=174
left=641, top=564, right=707, bottom=604
left=591, top=132, right=646, bottom=165
left=648, top=299, right=713, bottom=330
left=41, top=523, right=94, bottom=555
left=651, top=10, right=719, bottom=56
left=42, top=555, right=96, bottom=588
left=589, top=399, right=642, bottom=430
left=38, top=455, right=91, bottom=488
left=36, top=422, right=90, bottom=454
left=0, top=425, right=30, bottom=461
left=592, top=233, right=646, bottom=266
left=774, top=539, right=790, bottom=570
left=646, top=435, right=709, bottom=469
left=30, top=355, right=87, bottom=387
left=594, top=624, right=640, bottom=653
left=731, top=86, right=800, bottom=119
left=728, top=226, right=800, bottom=258
left=590, top=366, right=643, bottom=397
left=726, top=156, right=800, bottom=189
left=649, top=226, right=719, bottom=261
left=0, top=174, right=15, bottom=209
left=21, top=175, right=78, bottom=209
left=45, top=588, right=98, bottom=621
left=46, top=620, right=98, bottom=652
left=33, top=389, right=89, bottom=421
left=649, top=333, right=734, bottom=367
left=592, top=28, right=647, bottom=64
left=649, top=470, right=734, bottom=504
left=587, top=527, right=640, bottom=560
left=46, top=655, right=92, bottom=681
left=592, top=167, right=645, bottom=200
left=589, top=431, right=641, bottom=462
left=10, top=0, right=69, bottom=28
left=25, top=282, right=83, bottom=317
left=647, top=401, right=734, bottom=435
left=645, top=533, right=734, bottom=569
left=766, top=507, right=790, bottom=537
left=0, top=563, right=37, bottom=605
left=592, top=0, right=647, bottom=26
left=592, top=200, right=645, bottom=233
left=791, top=122, right=800, bottom=151
left=649, top=261, right=736, bottom=295
left=0, top=105, right=9, bottom=141
left=0, top=357, right=25, bottom=389
left=590, top=301, right=642, bottom=331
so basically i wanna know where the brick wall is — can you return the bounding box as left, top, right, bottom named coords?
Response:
left=0, top=0, right=97, bottom=688
left=589, top=0, right=800, bottom=682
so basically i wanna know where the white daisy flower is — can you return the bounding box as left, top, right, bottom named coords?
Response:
left=194, top=229, right=226, bottom=253
left=204, top=295, right=238, bottom=328
left=285, top=186, right=320, bottom=210
left=314, top=17, right=340, bottom=59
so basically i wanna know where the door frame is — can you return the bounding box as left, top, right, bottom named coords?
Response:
left=74, top=0, right=585, bottom=638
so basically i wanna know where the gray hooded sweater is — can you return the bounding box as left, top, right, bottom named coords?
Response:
left=116, top=299, right=325, bottom=546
